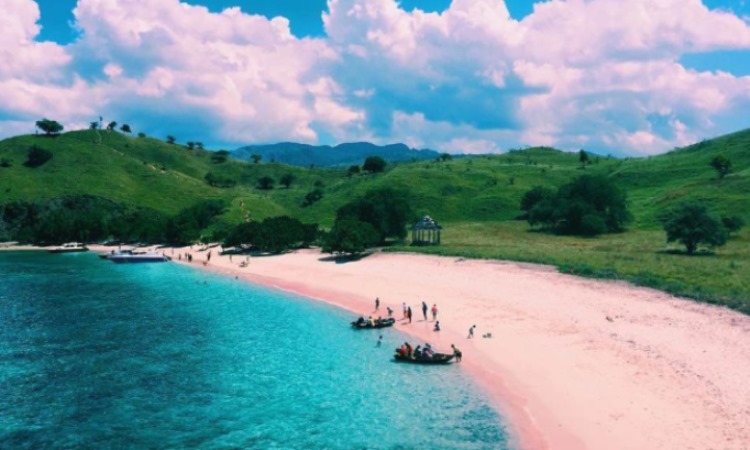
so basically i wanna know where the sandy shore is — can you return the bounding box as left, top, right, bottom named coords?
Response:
left=93, top=246, right=750, bottom=449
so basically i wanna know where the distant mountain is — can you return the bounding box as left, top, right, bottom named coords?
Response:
left=232, top=142, right=441, bottom=167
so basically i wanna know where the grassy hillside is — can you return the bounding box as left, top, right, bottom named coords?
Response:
left=1, top=128, right=749, bottom=312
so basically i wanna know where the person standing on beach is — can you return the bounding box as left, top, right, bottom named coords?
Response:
left=402, top=302, right=407, bottom=319
left=421, top=301, right=428, bottom=321
left=431, top=304, right=438, bottom=321
left=468, top=325, right=476, bottom=338
left=451, top=344, right=462, bottom=362
left=375, top=297, right=380, bottom=311
left=386, top=306, right=393, bottom=317
left=407, top=306, right=412, bottom=324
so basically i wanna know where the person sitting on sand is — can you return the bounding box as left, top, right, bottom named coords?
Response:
left=451, top=344, right=462, bottom=362
left=434, top=321, right=441, bottom=332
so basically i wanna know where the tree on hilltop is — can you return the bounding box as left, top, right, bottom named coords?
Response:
left=662, top=203, right=727, bottom=254
left=89, top=122, right=99, bottom=130
left=120, top=124, right=132, bottom=134
left=579, top=150, right=589, bottom=168
left=35, top=119, right=63, bottom=136
left=166, top=135, right=176, bottom=144
left=251, top=154, right=262, bottom=164
left=710, top=155, right=731, bottom=180
left=107, top=121, right=117, bottom=131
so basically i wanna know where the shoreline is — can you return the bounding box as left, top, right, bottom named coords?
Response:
left=34, top=246, right=750, bottom=448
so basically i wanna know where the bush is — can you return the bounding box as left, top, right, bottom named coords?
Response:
left=662, top=203, right=727, bottom=254
left=280, top=173, right=296, bottom=188
left=211, top=150, right=230, bottom=164
left=722, top=215, right=745, bottom=235
left=524, top=175, right=631, bottom=236
left=24, top=146, right=53, bottom=168
left=335, top=187, right=412, bottom=243
left=223, top=216, right=317, bottom=253
left=322, top=218, right=380, bottom=255
left=0, top=158, right=11, bottom=168
left=204, top=172, right=236, bottom=188
left=363, top=156, right=387, bottom=173
left=302, top=189, right=323, bottom=207
left=256, top=176, right=275, bottom=190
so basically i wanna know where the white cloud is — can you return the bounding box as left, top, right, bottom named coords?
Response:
left=1, top=0, right=750, bottom=154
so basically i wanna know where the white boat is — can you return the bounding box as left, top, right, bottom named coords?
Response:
left=107, top=249, right=168, bottom=263
left=49, top=242, right=88, bottom=253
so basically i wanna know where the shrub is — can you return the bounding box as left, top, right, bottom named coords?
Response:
left=204, top=172, right=237, bottom=188
left=363, top=155, right=387, bottom=173
left=256, top=176, right=275, bottom=190
left=211, top=150, right=230, bottom=164
left=24, top=146, right=53, bottom=168
left=302, top=189, right=324, bottom=207
left=662, top=203, right=727, bottom=254
left=322, top=218, right=380, bottom=255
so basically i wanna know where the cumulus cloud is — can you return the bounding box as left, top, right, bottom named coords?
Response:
left=0, top=0, right=749, bottom=155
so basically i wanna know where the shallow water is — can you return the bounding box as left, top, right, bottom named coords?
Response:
left=0, top=252, right=509, bottom=449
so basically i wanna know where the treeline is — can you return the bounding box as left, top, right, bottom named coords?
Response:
left=0, top=196, right=227, bottom=246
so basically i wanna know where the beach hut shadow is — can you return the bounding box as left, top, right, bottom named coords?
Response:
left=318, top=252, right=374, bottom=264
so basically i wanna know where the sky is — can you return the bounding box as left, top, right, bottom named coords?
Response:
left=2, top=0, right=750, bottom=155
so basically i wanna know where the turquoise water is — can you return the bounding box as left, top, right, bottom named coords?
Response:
left=0, top=252, right=510, bottom=449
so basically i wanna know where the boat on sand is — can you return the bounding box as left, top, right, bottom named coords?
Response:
left=49, top=242, right=88, bottom=253
left=351, top=317, right=396, bottom=329
left=393, top=352, right=455, bottom=364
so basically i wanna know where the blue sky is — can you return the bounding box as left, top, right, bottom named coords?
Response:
left=4, top=0, right=750, bottom=155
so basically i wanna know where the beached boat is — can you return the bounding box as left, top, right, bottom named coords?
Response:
left=49, top=242, right=88, bottom=253
left=108, top=250, right=168, bottom=263
left=393, top=352, right=455, bottom=364
left=351, top=317, right=396, bottom=329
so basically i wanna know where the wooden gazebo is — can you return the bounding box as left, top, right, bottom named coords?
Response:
left=411, top=215, right=442, bottom=246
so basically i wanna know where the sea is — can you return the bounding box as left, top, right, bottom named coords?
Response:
left=0, top=252, right=510, bottom=449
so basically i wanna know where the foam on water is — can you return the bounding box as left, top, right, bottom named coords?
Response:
left=0, top=252, right=510, bottom=449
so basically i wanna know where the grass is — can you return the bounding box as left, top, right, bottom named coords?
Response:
left=1, top=128, right=750, bottom=313
left=388, top=221, right=750, bottom=313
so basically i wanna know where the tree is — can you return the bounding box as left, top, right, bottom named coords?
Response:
left=35, top=119, right=63, bottom=136
left=347, top=165, right=360, bottom=177
left=120, top=124, right=132, bottom=133
left=196, top=142, right=204, bottom=150
left=186, top=142, right=196, bottom=150
left=363, top=155, right=387, bottom=173
left=0, top=158, right=11, bottom=168
left=439, top=153, right=452, bottom=162
left=24, top=146, right=53, bottom=168
left=520, top=186, right=555, bottom=218
left=523, top=175, right=631, bottom=236
left=137, top=132, right=146, bottom=138
left=335, top=187, right=412, bottom=243
left=662, top=203, right=727, bottom=254
left=89, top=122, right=99, bottom=130
left=166, top=135, right=176, bottom=144
left=322, top=218, right=380, bottom=256
left=211, top=150, right=230, bottom=164
left=302, top=189, right=324, bottom=207
left=204, top=172, right=236, bottom=188
left=106, top=121, right=117, bottom=131
left=251, top=154, right=262, bottom=164
left=256, top=175, right=274, bottom=190
left=280, top=173, right=296, bottom=189
left=710, top=155, right=731, bottom=179
left=578, top=150, right=589, bottom=168
left=722, top=215, right=745, bottom=236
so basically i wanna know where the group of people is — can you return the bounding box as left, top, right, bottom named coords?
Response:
left=396, top=342, right=463, bottom=362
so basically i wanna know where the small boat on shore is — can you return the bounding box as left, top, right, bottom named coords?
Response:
left=107, top=249, right=168, bottom=263
left=351, top=317, right=396, bottom=329
left=49, top=242, right=88, bottom=253
left=393, top=352, right=455, bottom=364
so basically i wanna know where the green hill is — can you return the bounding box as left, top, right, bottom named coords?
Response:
left=1, top=128, right=749, bottom=312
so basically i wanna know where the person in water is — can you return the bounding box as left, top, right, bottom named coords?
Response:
left=434, top=321, right=441, bottom=332
left=451, top=344, right=462, bottom=362
left=376, top=335, right=383, bottom=347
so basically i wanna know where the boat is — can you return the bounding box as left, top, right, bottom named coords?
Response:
left=351, top=317, right=396, bottom=329
left=393, top=352, right=455, bottom=365
left=48, top=242, right=88, bottom=253
left=107, top=250, right=168, bottom=263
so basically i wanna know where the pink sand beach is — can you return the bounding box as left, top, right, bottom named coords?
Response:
left=103, top=246, right=750, bottom=449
